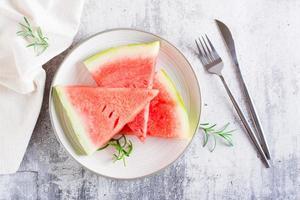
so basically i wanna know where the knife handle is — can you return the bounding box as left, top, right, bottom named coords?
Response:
left=236, top=67, right=271, bottom=159
left=219, top=75, right=270, bottom=168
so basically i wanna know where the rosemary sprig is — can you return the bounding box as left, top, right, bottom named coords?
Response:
left=17, top=17, right=49, bottom=56
left=199, top=123, right=235, bottom=152
left=98, top=135, right=133, bottom=166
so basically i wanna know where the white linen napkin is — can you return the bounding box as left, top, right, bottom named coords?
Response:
left=0, top=0, right=84, bottom=174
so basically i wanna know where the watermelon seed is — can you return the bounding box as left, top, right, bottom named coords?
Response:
left=102, top=105, right=107, bottom=112
left=108, top=111, right=114, bottom=118
left=143, top=80, right=148, bottom=86
left=113, top=117, right=120, bottom=129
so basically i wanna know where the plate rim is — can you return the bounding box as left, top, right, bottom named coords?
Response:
left=48, top=28, right=202, bottom=180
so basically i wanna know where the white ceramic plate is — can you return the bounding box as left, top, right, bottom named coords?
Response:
left=49, top=29, right=201, bottom=179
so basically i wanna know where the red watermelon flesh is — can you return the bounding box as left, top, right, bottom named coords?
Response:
left=147, top=70, right=191, bottom=138
left=84, top=41, right=160, bottom=141
left=53, top=86, right=158, bottom=155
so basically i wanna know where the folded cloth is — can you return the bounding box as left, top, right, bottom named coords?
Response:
left=0, top=0, right=84, bottom=174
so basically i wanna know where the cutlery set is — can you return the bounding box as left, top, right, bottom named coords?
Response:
left=195, top=20, right=271, bottom=168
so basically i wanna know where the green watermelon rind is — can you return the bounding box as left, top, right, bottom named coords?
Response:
left=53, top=86, right=96, bottom=155
left=160, top=69, right=186, bottom=110
left=83, top=41, right=160, bottom=71
left=158, top=69, right=191, bottom=139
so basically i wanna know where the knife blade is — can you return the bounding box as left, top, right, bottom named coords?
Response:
left=215, top=19, right=271, bottom=159
left=215, top=20, right=239, bottom=67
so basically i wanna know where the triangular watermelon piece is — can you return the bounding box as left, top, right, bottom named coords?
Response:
left=83, top=41, right=160, bottom=141
left=147, top=70, right=190, bottom=138
left=53, top=86, right=158, bottom=155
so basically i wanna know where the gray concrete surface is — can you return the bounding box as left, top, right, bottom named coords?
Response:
left=1, top=0, right=300, bottom=199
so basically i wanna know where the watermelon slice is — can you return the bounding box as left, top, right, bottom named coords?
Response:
left=53, top=86, right=158, bottom=155
left=147, top=69, right=190, bottom=138
left=83, top=41, right=160, bottom=141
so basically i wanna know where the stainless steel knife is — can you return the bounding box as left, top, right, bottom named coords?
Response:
left=215, top=19, right=271, bottom=159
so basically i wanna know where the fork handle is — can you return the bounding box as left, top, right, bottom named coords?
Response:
left=219, top=75, right=270, bottom=168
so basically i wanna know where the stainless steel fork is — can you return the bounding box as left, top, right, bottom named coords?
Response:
left=195, top=35, right=270, bottom=168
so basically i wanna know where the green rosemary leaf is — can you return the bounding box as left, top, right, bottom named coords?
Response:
left=19, top=23, right=31, bottom=31
left=200, top=123, right=209, bottom=126
left=97, top=143, right=110, bottom=151
left=26, top=43, right=36, bottom=48
left=121, top=135, right=127, bottom=148
left=17, top=16, right=49, bottom=56
left=199, top=122, right=235, bottom=151
left=123, top=140, right=133, bottom=156
left=208, top=124, right=217, bottom=130
left=24, top=16, right=30, bottom=27
left=209, top=135, right=217, bottom=152
left=218, top=134, right=233, bottom=146
left=16, top=30, right=24, bottom=34
left=37, top=27, right=43, bottom=38
left=123, top=157, right=126, bottom=166
left=203, top=132, right=210, bottom=147
left=97, top=134, right=133, bottom=166
left=215, top=123, right=230, bottom=134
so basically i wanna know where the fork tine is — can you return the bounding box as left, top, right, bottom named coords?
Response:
left=202, top=36, right=214, bottom=60
left=205, top=34, right=215, bottom=51
left=198, top=37, right=209, bottom=59
left=195, top=39, right=207, bottom=65
left=195, top=39, right=203, bottom=57
left=205, top=34, right=219, bottom=59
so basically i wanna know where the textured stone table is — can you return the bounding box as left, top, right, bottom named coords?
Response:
left=1, top=0, right=300, bottom=199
